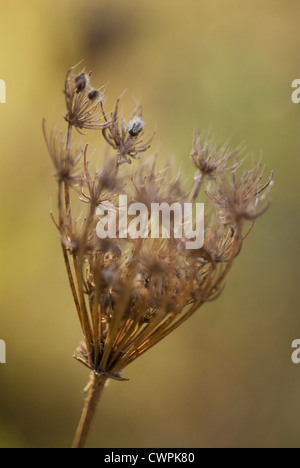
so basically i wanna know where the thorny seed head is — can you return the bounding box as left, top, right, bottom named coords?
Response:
left=102, top=101, right=155, bottom=166
left=191, top=132, right=242, bottom=179
left=131, top=157, right=185, bottom=211
left=45, top=65, right=273, bottom=381
left=64, top=65, right=109, bottom=133
left=80, top=150, right=124, bottom=208
left=207, top=164, right=274, bottom=226
left=42, top=120, right=83, bottom=187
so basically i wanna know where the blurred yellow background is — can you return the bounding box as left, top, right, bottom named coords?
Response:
left=0, top=0, right=300, bottom=448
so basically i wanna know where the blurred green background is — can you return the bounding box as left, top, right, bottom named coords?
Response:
left=0, top=0, right=300, bottom=448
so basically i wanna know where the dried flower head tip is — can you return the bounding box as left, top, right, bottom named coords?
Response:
left=88, top=89, right=104, bottom=104
left=207, top=164, right=273, bottom=226
left=64, top=66, right=109, bottom=132
left=102, top=100, right=155, bottom=166
left=191, top=132, right=242, bottom=178
left=75, top=73, right=91, bottom=93
left=127, top=116, right=145, bottom=137
left=42, top=119, right=83, bottom=186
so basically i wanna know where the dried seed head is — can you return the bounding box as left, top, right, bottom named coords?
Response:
left=88, top=89, right=103, bottom=104
left=207, top=165, right=273, bottom=226
left=64, top=66, right=109, bottom=132
left=45, top=66, right=273, bottom=381
left=102, top=100, right=154, bottom=165
left=42, top=120, right=83, bottom=187
left=191, top=133, right=241, bottom=178
left=75, top=73, right=90, bottom=93
left=127, top=116, right=145, bottom=137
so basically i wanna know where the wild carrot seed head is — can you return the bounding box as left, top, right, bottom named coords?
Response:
left=64, top=66, right=109, bottom=132
left=102, top=100, right=155, bottom=166
left=45, top=65, right=273, bottom=381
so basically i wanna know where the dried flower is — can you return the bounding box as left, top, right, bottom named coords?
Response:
left=191, top=132, right=241, bottom=178
left=207, top=164, right=274, bottom=226
left=64, top=65, right=109, bottom=132
left=127, top=116, right=145, bottom=137
left=88, top=89, right=104, bottom=105
left=75, top=73, right=90, bottom=93
left=42, top=121, right=83, bottom=186
left=102, top=101, right=155, bottom=165
left=44, top=66, right=273, bottom=448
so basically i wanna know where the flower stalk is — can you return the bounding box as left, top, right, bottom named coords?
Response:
left=72, top=373, right=107, bottom=449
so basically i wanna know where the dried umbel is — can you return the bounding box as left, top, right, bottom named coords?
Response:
left=44, top=65, right=273, bottom=448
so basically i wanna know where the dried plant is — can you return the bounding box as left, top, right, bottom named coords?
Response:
left=44, top=64, right=273, bottom=448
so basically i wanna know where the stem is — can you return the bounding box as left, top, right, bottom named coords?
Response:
left=189, top=172, right=204, bottom=203
left=62, top=244, right=82, bottom=327
left=64, top=123, right=72, bottom=222
left=58, top=181, right=82, bottom=325
left=72, top=373, right=107, bottom=449
left=73, top=258, right=93, bottom=363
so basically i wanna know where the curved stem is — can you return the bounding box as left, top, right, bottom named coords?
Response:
left=72, top=373, right=107, bottom=449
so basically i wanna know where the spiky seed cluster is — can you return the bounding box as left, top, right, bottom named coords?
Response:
left=102, top=101, right=155, bottom=166
left=191, top=132, right=242, bottom=178
left=42, top=124, right=83, bottom=186
left=64, top=66, right=107, bottom=132
left=45, top=66, right=273, bottom=382
left=206, top=164, right=274, bottom=226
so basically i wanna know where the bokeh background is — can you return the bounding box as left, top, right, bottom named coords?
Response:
left=0, top=0, right=299, bottom=448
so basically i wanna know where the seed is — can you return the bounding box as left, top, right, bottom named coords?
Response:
left=127, top=116, right=144, bottom=137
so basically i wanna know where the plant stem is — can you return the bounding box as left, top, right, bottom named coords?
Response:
left=72, top=373, right=107, bottom=449
left=189, top=172, right=204, bottom=203
left=64, top=123, right=72, bottom=222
